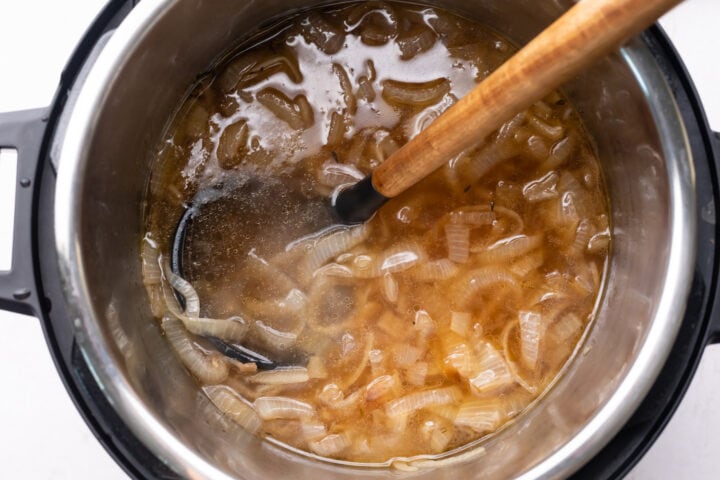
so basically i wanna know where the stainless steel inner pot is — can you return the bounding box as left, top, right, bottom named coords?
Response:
left=53, top=0, right=696, bottom=478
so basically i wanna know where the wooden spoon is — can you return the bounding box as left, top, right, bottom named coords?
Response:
left=334, top=0, right=683, bottom=223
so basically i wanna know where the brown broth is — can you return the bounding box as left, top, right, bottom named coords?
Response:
left=143, top=1, right=610, bottom=466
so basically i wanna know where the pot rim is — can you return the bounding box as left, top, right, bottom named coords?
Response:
left=52, top=1, right=697, bottom=478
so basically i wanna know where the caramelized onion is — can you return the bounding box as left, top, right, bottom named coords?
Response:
left=523, top=171, right=559, bottom=203
left=382, top=78, right=450, bottom=107
left=257, top=88, right=313, bottom=130
left=217, top=49, right=302, bottom=92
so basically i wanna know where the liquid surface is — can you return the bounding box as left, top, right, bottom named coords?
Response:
left=143, top=1, right=610, bottom=467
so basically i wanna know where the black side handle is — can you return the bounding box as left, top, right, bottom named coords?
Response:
left=707, top=130, right=720, bottom=344
left=0, top=109, right=47, bottom=316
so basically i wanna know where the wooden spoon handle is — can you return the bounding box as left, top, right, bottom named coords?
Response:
left=371, top=0, right=683, bottom=198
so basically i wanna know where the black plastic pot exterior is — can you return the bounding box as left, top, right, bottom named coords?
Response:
left=0, top=1, right=718, bottom=478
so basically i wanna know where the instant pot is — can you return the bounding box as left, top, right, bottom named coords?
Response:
left=1, top=0, right=719, bottom=478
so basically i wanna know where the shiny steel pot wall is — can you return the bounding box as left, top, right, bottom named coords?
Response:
left=53, top=0, right=695, bottom=478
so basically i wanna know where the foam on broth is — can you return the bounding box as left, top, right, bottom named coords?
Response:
left=142, top=1, right=610, bottom=466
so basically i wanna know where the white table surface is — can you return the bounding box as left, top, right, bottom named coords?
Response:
left=0, top=1, right=718, bottom=478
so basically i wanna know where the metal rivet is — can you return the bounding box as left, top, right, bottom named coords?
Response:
left=19, top=178, right=31, bottom=188
left=12, top=288, right=31, bottom=300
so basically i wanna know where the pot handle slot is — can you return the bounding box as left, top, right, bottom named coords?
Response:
left=708, top=131, right=720, bottom=344
left=0, top=109, right=48, bottom=316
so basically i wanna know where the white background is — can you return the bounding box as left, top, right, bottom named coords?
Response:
left=0, top=1, right=718, bottom=478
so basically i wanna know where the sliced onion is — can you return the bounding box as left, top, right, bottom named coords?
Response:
left=449, top=208, right=495, bottom=226
left=369, top=349, right=385, bottom=376
left=203, top=384, right=261, bottom=433
left=357, top=75, right=375, bottom=102
left=542, top=135, right=576, bottom=171
left=404, top=93, right=456, bottom=139
left=165, top=267, right=200, bottom=319
left=396, top=25, right=436, bottom=59
left=351, top=242, right=424, bottom=278
left=338, top=333, right=374, bottom=389
left=502, top=322, right=537, bottom=395
left=254, top=396, right=314, bottom=420
left=420, top=419, right=453, bottom=453
left=141, top=236, right=161, bottom=285
left=551, top=312, right=584, bottom=342
left=523, top=171, right=559, bottom=203
left=588, top=229, right=610, bottom=254
left=319, top=384, right=365, bottom=410
left=492, top=206, right=524, bottom=236
left=380, top=243, right=424, bottom=273
left=393, top=344, right=423, bottom=367
left=306, top=224, right=370, bottom=272
left=313, top=262, right=354, bottom=278
left=243, top=289, right=307, bottom=319
left=217, top=50, right=302, bottom=92
left=332, top=63, right=356, bottom=114
left=404, top=362, right=429, bottom=386
left=475, top=234, right=543, bottom=262
left=161, top=316, right=228, bottom=384
left=366, top=374, right=398, bottom=401
left=296, top=94, right=315, bottom=129
left=453, top=267, right=519, bottom=308
left=326, top=110, right=347, bottom=146
left=257, top=88, right=312, bottom=130
left=382, top=78, right=450, bottom=107
left=386, top=386, right=462, bottom=418
left=525, top=134, right=550, bottom=161
left=300, top=420, right=328, bottom=441
left=228, top=359, right=257, bottom=374
left=309, top=433, right=350, bottom=457
left=383, top=272, right=399, bottom=303
left=527, top=114, right=564, bottom=140
left=247, top=367, right=309, bottom=385
left=454, top=400, right=503, bottom=433
left=183, top=316, right=249, bottom=343
left=468, top=342, right=514, bottom=395
left=307, top=356, right=328, bottom=379
left=509, top=251, right=544, bottom=278
left=413, top=259, right=459, bottom=281
left=253, top=321, right=298, bottom=351
left=444, top=343, right=476, bottom=378
left=317, top=161, right=364, bottom=188
left=464, top=143, right=517, bottom=181
left=531, top=100, right=553, bottom=119
left=318, top=383, right=344, bottom=405
left=300, top=12, right=345, bottom=54
left=414, top=310, right=436, bottom=340
left=519, top=311, right=543, bottom=369
left=574, top=219, right=593, bottom=253
left=445, top=223, right=470, bottom=263
left=450, top=311, right=471, bottom=337
left=217, top=120, right=248, bottom=169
